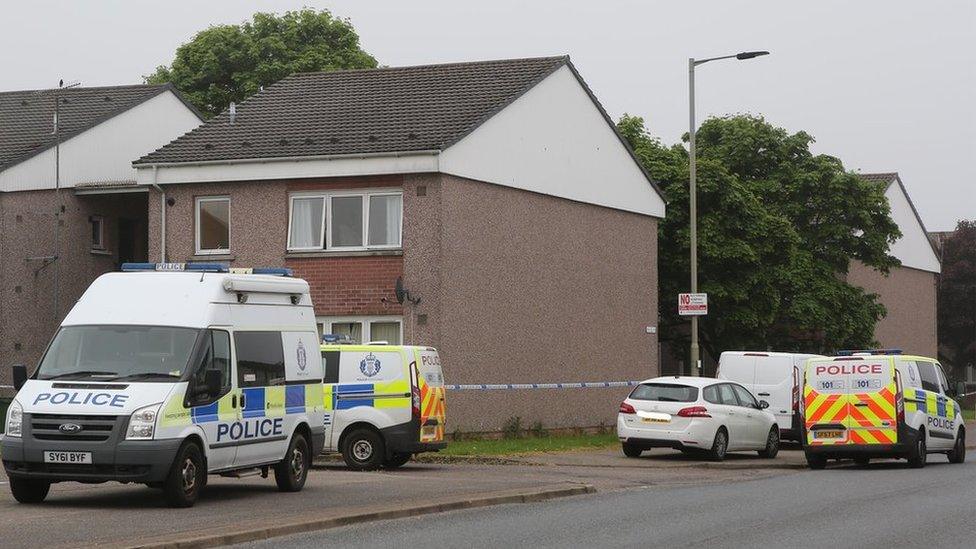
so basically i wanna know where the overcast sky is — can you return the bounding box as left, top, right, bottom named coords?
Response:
left=2, top=1, right=973, bottom=230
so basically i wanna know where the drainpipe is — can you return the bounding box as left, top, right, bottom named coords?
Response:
left=150, top=165, right=166, bottom=262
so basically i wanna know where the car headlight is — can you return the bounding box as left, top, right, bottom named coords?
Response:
left=125, top=403, right=162, bottom=440
left=5, top=400, right=22, bottom=437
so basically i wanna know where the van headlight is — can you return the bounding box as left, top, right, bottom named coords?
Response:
left=5, top=400, right=22, bottom=437
left=125, top=403, right=161, bottom=440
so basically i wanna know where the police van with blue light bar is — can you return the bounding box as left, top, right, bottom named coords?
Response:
left=1, top=263, right=325, bottom=507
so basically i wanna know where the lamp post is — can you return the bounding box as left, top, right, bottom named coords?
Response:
left=688, top=50, right=768, bottom=376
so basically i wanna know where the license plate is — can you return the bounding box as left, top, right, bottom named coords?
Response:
left=44, top=451, right=92, bottom=464
left=642, top=417, right=670, bottom=424
left=814, top=430, right=843, bottom=439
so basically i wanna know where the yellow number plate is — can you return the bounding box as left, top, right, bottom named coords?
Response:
left=815, top=430, right=843, bottom=439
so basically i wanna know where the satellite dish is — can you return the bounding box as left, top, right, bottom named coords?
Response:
left=394, top=276, right=420, bottom=305
left=395, top=276, right=406, bottom=304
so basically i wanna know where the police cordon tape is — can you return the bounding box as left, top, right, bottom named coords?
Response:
left=445, top=381, right=640, bottom=390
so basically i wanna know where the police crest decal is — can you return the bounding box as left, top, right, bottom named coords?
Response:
left=360, top=353, right=381, bottom=377
left=296, top=340, right=307, bottom=371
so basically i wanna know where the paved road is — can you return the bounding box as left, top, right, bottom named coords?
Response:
left=0, top=450, right=788, bottom=548
left=244, top=456, right=975, bottom=549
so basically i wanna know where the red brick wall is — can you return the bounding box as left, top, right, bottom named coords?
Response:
left=286, top=255, right=403, bottom=316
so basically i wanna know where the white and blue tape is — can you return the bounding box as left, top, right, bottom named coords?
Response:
left=445, top=381, right=640, bottom=391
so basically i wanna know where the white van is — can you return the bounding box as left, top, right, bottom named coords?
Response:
left=320, top=343, right=447, bottom=470
left=716, top=351, right=822, bottom=441
left=2, top=263, right=325, bottom=507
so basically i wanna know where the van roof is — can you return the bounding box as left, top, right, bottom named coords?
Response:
left=320, top=344, right=438, bottom=352
left=719, top=351, right=823, bottom=359
left=62, top=272, right=312, bottom=329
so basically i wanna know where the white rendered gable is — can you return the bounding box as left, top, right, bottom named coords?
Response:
left=886, top=178, right=941, bottom=273
left=0, top=91, right=201, bottom=192
left=438, top=65, right=665, bottom=218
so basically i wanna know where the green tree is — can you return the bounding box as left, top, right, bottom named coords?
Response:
left=618, top=114, right=901, bottom=364
left=937, top=220, right=976, bottom=379
left=146, top=8, right=377, bottom=116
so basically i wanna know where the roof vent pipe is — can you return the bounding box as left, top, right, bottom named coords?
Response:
left=229, top=102, right=236, bottom=124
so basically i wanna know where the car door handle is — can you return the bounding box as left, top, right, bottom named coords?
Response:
left=758, top=392, right=770, bottom=396
left=232, top=394, right=238, bottom=408
left=240, top=393, right=246, bottom=409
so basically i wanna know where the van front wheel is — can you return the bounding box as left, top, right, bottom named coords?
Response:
left=9, top=478, right=50, bottom=504
left=163, top=441, right=205, bottom=508
left=275, top=432, right=310, bottom=492
left=342, top=428, right=385, bottom=471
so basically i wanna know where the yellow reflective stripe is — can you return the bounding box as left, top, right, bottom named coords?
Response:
left=323, top=385, right=334, bottom=411
left=217, top=393, right=236, bottom=421
left=160, top=393, right=191, bottom=427
left=265, top=386, right=285, bottom=417
left=374, top=397, right=411, bottom=409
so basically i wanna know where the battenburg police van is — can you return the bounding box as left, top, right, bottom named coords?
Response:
left=1, top=263, right=325, bottom=507
left=320, top=341, right=447, bottom=470
left=803, top=350, right=966, bottom=469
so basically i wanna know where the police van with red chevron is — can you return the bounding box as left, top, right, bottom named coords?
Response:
left=2, top=263, right=325, bottom=507
left=803, top=349, right=965, bottom=469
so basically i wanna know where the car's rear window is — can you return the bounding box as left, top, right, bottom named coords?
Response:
left=629, top=383, right=698, bottom=402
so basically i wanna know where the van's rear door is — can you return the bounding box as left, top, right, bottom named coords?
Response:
left=805, top=357, right=897, bottom=447
left=416, top=349, right=445, bottom=443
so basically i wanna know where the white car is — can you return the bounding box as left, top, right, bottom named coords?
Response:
left=616, top=376, right=780, bottom=461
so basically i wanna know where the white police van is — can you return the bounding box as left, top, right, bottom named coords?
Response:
left=2, top=263, right=325, bottom=507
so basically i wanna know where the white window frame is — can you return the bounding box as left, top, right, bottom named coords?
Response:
left=90, top=215, right=105, bottom=250
left=287, top=189, right=402, bottom=252
left=318, top=316, right=403, bottom=345
left=195, top=196, right=231, bottom=255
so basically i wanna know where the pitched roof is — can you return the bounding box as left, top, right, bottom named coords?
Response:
left=858, top=172, right=898, bottom=186
left=0, top=84, right=195, bottom=173
left=860, top=172, right=942, bottom=266
left=135, top=56, right=571, bottom=165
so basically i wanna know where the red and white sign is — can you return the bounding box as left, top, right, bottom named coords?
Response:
left=678, top=293, right=708, bottom=316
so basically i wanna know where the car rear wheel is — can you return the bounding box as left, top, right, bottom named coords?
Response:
left=707, top=429, right=728, bottom=461
left=8, top=478, right=50, bottom=504
left=622, top=442, right=643, bottom=458
left=947, top=429, right=966, bottom=464
left=758, top=427, right=780, bottom=458
left=342, top=428, right=386, bottom=470
left=907, top=429, right=926, bottom=469
left=805, top=453, right=827, bottom=470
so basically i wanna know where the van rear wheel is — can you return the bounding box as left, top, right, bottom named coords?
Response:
left=947, top=429, right=966, bottom=464
left=9, top=478, right=50, bottom=504
left=383, top=452, right=412, bottom=469
left=907, top=429, right=926, bottom=469
left=342, top=428, right=385, bottom=471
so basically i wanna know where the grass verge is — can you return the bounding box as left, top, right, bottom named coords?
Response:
left=963, top=408, right=975, bottom=422
left=440, top=432, right=618, bottom=456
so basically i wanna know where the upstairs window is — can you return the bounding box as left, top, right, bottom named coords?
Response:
left=288, top=190, right=401, bottom=251
left=195, top=196, right=230, bottom=254
left=90, top=216, right=105, bottom=250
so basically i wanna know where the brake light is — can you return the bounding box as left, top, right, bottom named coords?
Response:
left=895, top=370, right=904, bottom=425
left=619, top=401, right=636, bottom=414
left=677, top=406, right=711, bottom=418
left=410, top=362, right=421, bottom=420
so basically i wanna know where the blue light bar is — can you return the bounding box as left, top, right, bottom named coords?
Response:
left=251, top=268, right=293, bottom=277
left=837, top=349, right=903, bottom=356
left=120, top=263, right=157, bottom=271
left=120, top=262, right=228, bottom=273
left=185, top=263, right=229, bottom=272
left=322, top=333, right=355, bottom=344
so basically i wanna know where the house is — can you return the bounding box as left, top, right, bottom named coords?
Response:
left=850, top=173, right=941, bottom=356
left=0, top=84, right=204, bottom=388
left=132, top=56, right=666, bottom=431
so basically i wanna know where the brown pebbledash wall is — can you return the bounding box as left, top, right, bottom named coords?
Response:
left=0, top=190, right=147, bottom=386
left=402, top=174, right=660, bottom=432
left=847, top=260, right=938, bottom=357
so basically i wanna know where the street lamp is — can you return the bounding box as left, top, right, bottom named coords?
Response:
left=687, top=50, right=769, bottom=376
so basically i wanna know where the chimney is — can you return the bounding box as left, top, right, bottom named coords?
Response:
left=229, top=102, right=236, bottom=124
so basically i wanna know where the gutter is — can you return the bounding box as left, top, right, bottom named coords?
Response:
left=132, top=149, right=441, bottom=169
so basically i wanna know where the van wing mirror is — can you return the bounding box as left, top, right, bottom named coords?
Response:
left=12, top=364, right=28, bottom=391
left=758, top=400, right=770, bottom=410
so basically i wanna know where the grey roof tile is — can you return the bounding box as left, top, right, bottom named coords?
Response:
left=0, top=84, right=184, bottom=172
left=135, top=56, right=569, bottom=165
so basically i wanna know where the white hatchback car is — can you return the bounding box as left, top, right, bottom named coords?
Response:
left=617, top=376, right=780, bottom=460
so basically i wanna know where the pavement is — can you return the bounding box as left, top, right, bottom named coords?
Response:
left=0, top=446, right=797, bottom=549
left=240, top=454, right=976, bottom=549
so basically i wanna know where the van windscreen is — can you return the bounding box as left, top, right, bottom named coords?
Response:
left=630, top=383, right=698, bottom=402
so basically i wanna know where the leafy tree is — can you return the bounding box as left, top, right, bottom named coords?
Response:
left=618, top=114, right=901, bottom=365
left=937, top=220, right=976, bottom=379
left=146, top=8, right=377, bottom=116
